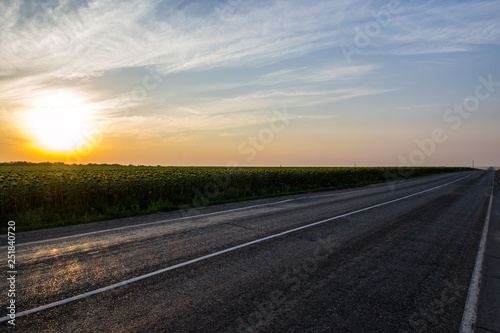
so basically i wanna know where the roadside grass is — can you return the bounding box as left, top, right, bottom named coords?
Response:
left=0, top=166, right=474, bottom=233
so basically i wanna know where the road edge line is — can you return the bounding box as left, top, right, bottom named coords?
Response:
left=459, top=175, right=494, bottom=333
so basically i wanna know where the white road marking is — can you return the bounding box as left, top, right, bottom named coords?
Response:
left=2, top=172, right=472, bottom=248
left=459, top=175, right=494, bottom=333
left=0, top=173, right=472, bottom=323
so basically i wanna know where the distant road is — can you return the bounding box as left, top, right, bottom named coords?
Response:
left=1, top=169, right=496, bottom=332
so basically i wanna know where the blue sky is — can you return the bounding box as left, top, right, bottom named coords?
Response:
left=1, top=0, right=499, bottom=166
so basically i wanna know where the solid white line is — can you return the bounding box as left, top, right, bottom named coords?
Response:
left=459, top=176, right=494, bottom=333
left=0, top=173, right=472, bottom=323
left=2, top=172, right=471, bottom=248
left=8, top=198, right=297, bottom=248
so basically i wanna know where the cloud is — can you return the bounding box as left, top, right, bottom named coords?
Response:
left=0, top=0, right=346, bottom=78
left=262, top=64, right=380, bottom=84
left=106, top=107, right=340, bottom=141
left=356, top=1, right=500, bottom=55
left=159, top=84, right=395, bottom=118
left=2, top=0, right=498, bottom=81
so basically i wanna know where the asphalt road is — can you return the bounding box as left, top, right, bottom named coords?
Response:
left=1, top=169, right=498, bottom=332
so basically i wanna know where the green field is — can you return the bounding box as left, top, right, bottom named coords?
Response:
left=0, top=165, right=472, bottom=232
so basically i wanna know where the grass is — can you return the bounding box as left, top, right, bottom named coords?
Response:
left=0, top=165, right=473, bottom=233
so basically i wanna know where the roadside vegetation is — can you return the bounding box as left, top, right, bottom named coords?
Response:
left=0, top=164, right=472, bottom=232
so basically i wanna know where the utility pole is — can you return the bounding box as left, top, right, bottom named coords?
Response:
left=473, top=160, right=474, bottom=168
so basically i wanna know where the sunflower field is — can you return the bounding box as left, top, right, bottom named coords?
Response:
left=0, top=165, right=471, bottom=231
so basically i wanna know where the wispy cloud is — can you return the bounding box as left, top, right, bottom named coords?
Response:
left=107, top=109, right=337, bottom=139
left=2, top=0, right=498, bottom=80
left=353, top=1, right=500, bottom=55
left=0, top=0, right=345, bottom=78
left=262, top=64, right=380, bottom=84
left=1, top=0, right=498, bottom=89
left=159, top=85, right=395, bottom=119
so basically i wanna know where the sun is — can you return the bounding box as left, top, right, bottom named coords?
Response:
left=28, top=108, right=92, bottom=152
left=23, top=92, right=99, bottom=154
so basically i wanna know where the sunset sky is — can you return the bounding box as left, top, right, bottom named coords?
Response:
left=1, top=0, right=499, bottom=166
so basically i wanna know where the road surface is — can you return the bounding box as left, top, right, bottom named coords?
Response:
left=1, top=169, right=498, bottom=332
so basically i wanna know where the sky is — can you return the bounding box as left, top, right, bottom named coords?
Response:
left=1, top=0, right=499, bottom=167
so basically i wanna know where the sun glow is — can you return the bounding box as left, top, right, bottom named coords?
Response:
left=23, top=92, right=99, bottom=153
left=29, top=108, right=92, bottom=151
